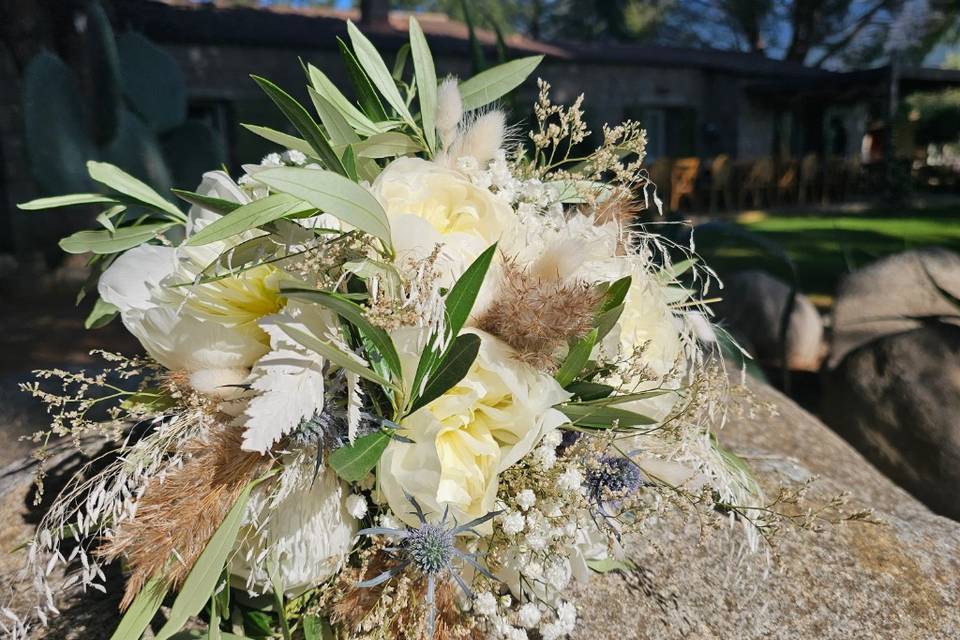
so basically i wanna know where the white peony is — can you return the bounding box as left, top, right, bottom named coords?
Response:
left=378, top=329, right=570, bottom=528
left=98, top=171, right=285, bottom=397
left=370, top=157, right=514, bottom=286
left=231, top=465, right=356, bottom=595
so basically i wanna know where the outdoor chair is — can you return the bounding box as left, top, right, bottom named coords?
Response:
left=739, top=157, right=775, bottom=209
left=670, top=157, right=700, bottom=212
left=708, top=154, right=734, bottom=211
left=776, top=158, right=799, bottom=205
left=798, top=153, right=820, bottom=204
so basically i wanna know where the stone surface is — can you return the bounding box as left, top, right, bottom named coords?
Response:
left=821, top=324, right=960, bottom=520
left=573, top=374, right=960, bottom=639
left=829, top=247, right=960, bottom=369
left=2, top=378, right=958, bottom=638
left=714, top=269, right=825, bottom=371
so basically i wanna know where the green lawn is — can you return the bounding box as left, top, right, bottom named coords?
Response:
left=691, top=206, right=960, bottom=305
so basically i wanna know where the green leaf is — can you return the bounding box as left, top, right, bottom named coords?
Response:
left=586, top=558, right=637, bottom=574
left=409, top=333, right=481, bottom=414
left=391, top=43, right=411, bottom=81
left=279, top=323, right=394, bottom=390
left=341, top=144, right=359, bottom=182
left=594, top=303, right=624, bottom=342
left=336, top=38, right=389, bottom=123
left=565, top=381, right=615, bottom=401
left=328, top=430, right=391, bottom=482
left=240, top=124, right=315, bottom=158
left=87, top=161, right=183, bottom=219
left=307, top=64, right=382, bottom=136
left=444, top=243, right=497, bottom=337
left=18, top=193, right=120, bottom=210
left=154, top=480, right=259, bottom=640
left=346, top=21, right=416, bottom=128
left=108, top=577, right=167, bottom=640
left=458, top=56, right=543, bottom=112
left=308, top=88, right=361, bottom=147
left=281, top=287, right=402, bottom=380
left=657, top=258, right=697, bottom=283
left=171, top=189, right=243, bottom=216
left=253, top=167, right=392, bottom=250
left=251, top=75, right=346, bottom=175
left=354, top=132, right=424, bottom=159
left=409, top=17, right=437, bottom=152
left=60, top=222, right=174, bottom=255
left=557, top=403, right=657, bottom=429
left=302, top=615, right=332, bottom=640
left=186, top=193, right=307, bottom=246
left=578, top=389, right=673, bottom=406
left=85, top=298, right=119, bottom=329
left=555, top=328, right=598, bottom=388
left=600, top=276, right=632, bottom=313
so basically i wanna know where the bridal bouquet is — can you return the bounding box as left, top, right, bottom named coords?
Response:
left=8, top=19, right=769, bottom=640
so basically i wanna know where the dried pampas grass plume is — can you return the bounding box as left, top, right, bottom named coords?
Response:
left=99, top=424, right=268, bottom=609
left=436, top=77, right=463, bottom=150
left=586, top=189, right=642, bottom=255
left=477, top=255, right=603, bottom=370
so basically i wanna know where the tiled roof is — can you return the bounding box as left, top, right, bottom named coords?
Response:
left=114, top=0, right=834, bottom=78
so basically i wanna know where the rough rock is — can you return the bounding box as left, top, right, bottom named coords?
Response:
left=573, top=374, right=960, bottom=639
left=821, top=324, right=960, bottom=520
left=714, top=270, right=825, bottom=371
left=2, top=379, right=958, bottom=638
left=829, top=247, right=960, bottom=369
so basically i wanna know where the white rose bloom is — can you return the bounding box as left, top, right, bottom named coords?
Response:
left=98, top=171, right=285, bottom=397
left=370, top=157, right=514, bottom=286
left=231, top=465, right=356, bottom=595
left=378, top=329, right=570, bottom=529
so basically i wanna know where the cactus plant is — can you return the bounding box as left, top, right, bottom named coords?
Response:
left=20, top=0, right=224, bottom=198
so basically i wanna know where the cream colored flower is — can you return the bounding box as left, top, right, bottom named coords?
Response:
left=370, top=157, right=514, bottom=285
left=378, top=329, right=570, bottom=528
left=98, top=171, right=285, bottom=396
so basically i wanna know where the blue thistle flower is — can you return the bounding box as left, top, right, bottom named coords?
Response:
left=356, top=496, right=500, bottom=637
left=585, top=455, right=645, bottom=505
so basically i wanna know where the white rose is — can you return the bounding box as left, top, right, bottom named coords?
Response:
left=377, top=329, right=570, bottom=529
left=370, top=157, right=514, bottom=286
left=231, top=465, right=356, bottom=595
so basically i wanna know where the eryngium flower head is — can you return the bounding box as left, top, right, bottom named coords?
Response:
left=405, top=523, right=455, bottom=575
left=585, top=455, right=645, bottom=505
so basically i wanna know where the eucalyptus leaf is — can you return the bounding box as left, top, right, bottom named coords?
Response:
left=458, top=56, right=543, bottom=112
left=586, top=558, right=637, bottom=574
left=279, top=323, right=394, bottom=390
left=346, top=21, right=416, bottom=128
left=253, top=167, right=392, bottom=250
left=309, top=88, right=361, bottom=146
left=108, top=577, right=167, bottom=640
left=240, top=123, right=316, bottom=158
left=557, top=403, right=657, bottom=429
left=355, top=132, right=424, bottom=159
left=555, top=328, right=598, bottom=388
left=281, top=287, right=402, bottom=380
left=87, top=161, right=183, bottom=219
left=594, top=303, right=624, bottom=342
left=564, top=381, right=615, bottom=401
left=409, top=17, right=437, bottom=152
left=600, top=276, right=632, bottom=313
left=186, top=193, right=308, bottom=246
left=409, top=333, right=481, bottom=414
left=153, top=480, right=259, bottom=640
left=336, top=38, right=390, bottom=123
left=444, top=243, right=497, bottom=337
left=171, top=189, right=242, bottom=216
left=60, top=222, right=174, bottom=255
left=307, top=64, right=382, bottom=136
left=18, top=193, right=120, bottom=210
left=328, top=430, right=391, bottom=482
left=251, top=75, right=346, bottom=175
left=85, top=297, right=119, bottom=329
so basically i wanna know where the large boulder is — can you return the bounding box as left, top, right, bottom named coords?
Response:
left=829, top=247, right=960, bottom=369
left=821, top=324, right=960, bottom=519
left=574, top=375, right=960, bottom=639
left=1, top=377, right=957, bottom=638
left=714, top=270, right=825, bottom=371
